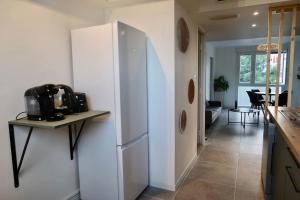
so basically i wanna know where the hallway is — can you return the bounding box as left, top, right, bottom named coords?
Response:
left=139, top=109, right=264, bottom=200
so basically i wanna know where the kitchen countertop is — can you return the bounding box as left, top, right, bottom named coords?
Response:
left=267, top=106, right=300, bottom=163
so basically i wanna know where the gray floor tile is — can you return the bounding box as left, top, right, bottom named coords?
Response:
left=239, top=153, right=262, bottom=171
left=235, top=188, right=264, bottom=200
left=188, top=161, right=236, bottom=187
left=236, top=166, right=261, bottom=192
left=208, top=139, right=240, bottom=154
left=199, top=147, right=239, bottom=168
left=175, top=179, right=235, bottom=200
left=141, top=187, right=175, bottom=200
left=240, top=143, right=262, bottom=155
left=137, top=195, right=162, bottom=200
left=141, top=109, right=264, bottom=200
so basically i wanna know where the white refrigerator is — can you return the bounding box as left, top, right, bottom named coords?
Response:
left=71, top=22, right=148, bottom=200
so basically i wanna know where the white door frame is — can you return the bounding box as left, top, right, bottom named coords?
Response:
left=198, top=30, right=206, bottom=145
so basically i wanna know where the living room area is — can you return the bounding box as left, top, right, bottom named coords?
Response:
left=205, top=37, right=300, bottom=129
left=204, top=13, right=300, bottom=132
left=197, top=1, right=300, bottom=199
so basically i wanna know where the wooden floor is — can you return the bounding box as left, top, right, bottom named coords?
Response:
left=138, top=109, right=264, bottom=200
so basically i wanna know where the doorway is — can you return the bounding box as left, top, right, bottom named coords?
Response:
left=197, top=30, right=205, bottom=155
left=209, top=57, right=214, bottom=100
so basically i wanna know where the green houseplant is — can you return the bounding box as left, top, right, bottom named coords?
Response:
left=214, top=76, right=229, bottom=92
left=213, top=76, right=229, bottom=106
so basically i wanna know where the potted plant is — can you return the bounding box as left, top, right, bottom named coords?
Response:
left=214, top=76, right=229, bottom=105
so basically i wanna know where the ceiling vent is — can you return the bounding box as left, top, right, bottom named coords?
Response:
left=210, top=14, right=240, bottom=21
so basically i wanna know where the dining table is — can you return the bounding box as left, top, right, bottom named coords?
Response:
left=254, top=92, right=277, bottom=96
left=254, top=91, right=277, bottom=101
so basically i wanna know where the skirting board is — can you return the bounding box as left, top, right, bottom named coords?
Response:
left=63, top=189, right=80, bottom=200
left=149, top=181, right=176, bottom=191
left=175, top=153, right=198, bottom=190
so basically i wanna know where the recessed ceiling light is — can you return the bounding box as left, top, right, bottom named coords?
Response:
left=253, top=11, right=259, bottom=16
left=252, top=24, right=257, bottom=27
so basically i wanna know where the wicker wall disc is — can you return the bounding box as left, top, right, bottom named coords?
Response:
left=188, top=79, right=195, bottom=104
left=179, top=110, right=187, bottom=133
left=177, top=18, right=190, bottom=53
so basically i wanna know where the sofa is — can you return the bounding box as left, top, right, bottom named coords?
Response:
left=205, top=101, right=222, bottom=128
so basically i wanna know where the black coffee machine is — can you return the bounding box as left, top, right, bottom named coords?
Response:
left=74, top=92, right=89, bottom=113
left=54, top=84, right=77, bottom=115
left=54, top=85, right=88, bottom=114
left=24, top=84, right=64, bottom=121
left=24, top=84, right=88, bottom=121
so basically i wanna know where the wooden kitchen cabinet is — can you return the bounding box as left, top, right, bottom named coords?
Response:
left=283, top=167, right=300, bottom=199
left=272, top=131, right=300, bottom=200
left=267, top=107, right=300, bottom=200
left=283, top=148, right=300, bottom=199
left=271, top=131, right=288, bottom=200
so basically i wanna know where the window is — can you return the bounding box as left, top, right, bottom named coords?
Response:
left=238, top=51, right=287, bottom=107
left=239, top=52, right=287, bottom=85
left=239, top=55, right=252, bottom=83
left=255, top=54, right=267, bottom=84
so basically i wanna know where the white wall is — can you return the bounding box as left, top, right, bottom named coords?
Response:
left=292, top=43, right=300, bottom=107
left=205, top=42, right=216, bottom=100
left=0, top=1, right=104, bottom=199
left=105, top=0, right=176, bottom=190
left=174, top=1, right=198, bottom=187
left=214, top=47, right=237, bottom=107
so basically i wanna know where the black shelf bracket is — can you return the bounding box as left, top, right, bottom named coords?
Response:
left=9, top=120, right=87, bottom=188
left=9, top=125, right=33, bottom=188
left=68, top=120, right=86, bottom=160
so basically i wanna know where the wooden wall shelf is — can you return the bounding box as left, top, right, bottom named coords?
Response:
left=8, top=110, right=110, bottom=188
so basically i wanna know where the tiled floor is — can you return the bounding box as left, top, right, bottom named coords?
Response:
left=138, top=109, right=265, bottom=200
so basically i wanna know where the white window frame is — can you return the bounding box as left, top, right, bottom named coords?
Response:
left=238, top=50, right=288, bottom=87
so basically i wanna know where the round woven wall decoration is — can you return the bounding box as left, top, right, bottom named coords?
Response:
left=177, top=18, right=190, bottom=53
left=179, top=110, right=187, bottom=133
left=188, top=79, right=195, bottom=104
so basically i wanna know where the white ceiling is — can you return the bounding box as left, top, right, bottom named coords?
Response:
left=30, top=0, right=162, bottom=22
left=31, top=0, right=300, bottom=41
left=178, top=0, right=300, bottom=41
left=33, top=0, right=161, bottom=8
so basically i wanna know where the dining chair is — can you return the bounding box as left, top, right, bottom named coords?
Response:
left=251, top=89, right=264, bottom=101
left=271, top=90, right=288, bottom=106
left=246, top=91, right=265, bottom=114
